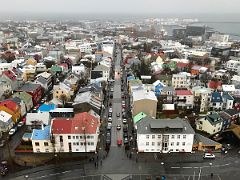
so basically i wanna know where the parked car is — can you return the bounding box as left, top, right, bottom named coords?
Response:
left=0, top=161, right=8, bottom=176
left=123, top=125, right=128, bottom=132
left=117, top=124, right=121, bottom=130
left=123, top=132, right=128, bottom=138
left=108, top=117, right=112, bottom=122
left=109, top=108, right=113, bottom=113
left=0, top=140, right=6, bottom=148
left=17, top=121, right=24, bottom=128
left=116, top=112, right=120, bottom=117
left=124, top=137, right=129, bottom=144
left=203, top=153, right=215, bottom=159
left=9, top=127, right=17, bottom=136
left=123, top=118, right=127, bottom=124
left=106, top=136, right=111, bottom=145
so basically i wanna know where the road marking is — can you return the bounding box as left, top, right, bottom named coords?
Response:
left=194, top=167, right=199, bottom=169
left=183, top=167, right=192, bottom=169
left=193, top=170, right=196, bottom=180
left=197, top=167, right=202, bottom=180
left=217, top=175, right=222, bottom=180
left=171, top=167, right=180, bottom=168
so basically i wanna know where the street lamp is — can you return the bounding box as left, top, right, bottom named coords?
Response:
left=209, top=162, right=213, bottom=178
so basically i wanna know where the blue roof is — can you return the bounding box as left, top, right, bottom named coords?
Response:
left=222, top=92, right=234, bottom=100
left=211, top=92, right=223, bottom=103
left=31, top=126, right=51, bottom=140
left=23, top=133, right=32, bottom=139
left=38, top=104, right=56, bottom=112
left=127, top=76, right=135, bottom=81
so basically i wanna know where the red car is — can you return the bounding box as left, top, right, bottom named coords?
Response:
left=117, top=139, right=122, bottom=146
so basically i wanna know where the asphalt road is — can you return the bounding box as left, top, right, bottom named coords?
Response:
left=111, top=47, right=123, bottom=147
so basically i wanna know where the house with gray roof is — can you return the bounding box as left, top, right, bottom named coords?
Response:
left=196, top=112, right=223, bottom=135
left=136, top=116, right=195, bottom=153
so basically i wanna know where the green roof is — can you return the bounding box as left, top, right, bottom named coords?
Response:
left=51, top=65, right=63, bottom=72
left=134, top=112, right=147, bottom=124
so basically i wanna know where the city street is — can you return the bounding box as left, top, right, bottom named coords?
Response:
left=7, top=45, right=240, bottom=180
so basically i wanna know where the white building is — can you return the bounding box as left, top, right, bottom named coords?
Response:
left=196, top=112, right=223, bottom=135
left=136, top=117, right=195, bottom=153
left=192, top=86, right=211, bottom=113
left=0, top=63, right=12, bottom=75
left=32, top=125, right=53, bottom=153
left=72, top=64, right=86, bottom=76
left=92, top=64, right=110, bottom=81
left=209, top=33, right=229, bottom=42
left=0, top=110, right=14, bottom=133
left=172, top=73, right=191, bottom=88
left=175, top=90, right=194, bottom=109
left=51, top=112, right=100, bottom=153
left=225, top=60, right=240, bottom=71
left=26, top=112, right=51, bottom=126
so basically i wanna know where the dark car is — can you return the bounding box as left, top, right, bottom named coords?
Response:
left=123, top=132, right=128, bottom=138
left=0, top=161, right=8, bottom=177
left=123, top=137, right=129, bottom=144
left=123, top=125, right=128, bottom=132
left=106, top=136, right=111, bottom=145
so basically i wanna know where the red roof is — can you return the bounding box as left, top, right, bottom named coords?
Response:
left=0, top=100, right=19, bottom=112
left=176, top=90, right=193, bottom=96
left=176, top=62, right=189, bottom=68
left=208, top=81, right=222, bottom=89
left=51, top=112, right=99, bottom=134
left=2, top=70, right=16, bottom=81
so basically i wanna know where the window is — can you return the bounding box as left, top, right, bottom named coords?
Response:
left=44, top=142, right=48, bottom=146
left=76, top=142, right=79, bottom=146
left=73, top=136, right=75, bottom=139
left=146, top=142, right=149, bottom=146
left=177, top=142, right=180, bottom=146
left=80, top=136, right=82, bottom=139
left=81, top=142, right=84, bottom=145
left=183, top=135, right=186, bottom=139
left=182, top=142, right=186, bottom=146
left=158, top=135, right=161, bottom=139
left=146, top=135, right=149, bottom=139
left=36, top=148, right=40, bottom=152
left=76, top=136, right=79, bottom=139
left=91, top=136, right=94, bottom=139
left=73, top=142, right=76, bottom=145
left=68, top=136, right=71, bottom=139
left=91, top=142, right=94, bottom=145
left=87, top=135, right=90, bottom=139
left=171, top=135, right=175, bottom=139
left=177, top=135, right=180, bottom=139
left=157, top=142, right=161, bottom=146
left=152, top=142, right=155, bottom=146
left=171, top=142, right=174, bottom=146
left=45, top=149, right=49, bottom=152
left=76, top=149, right=79, bottom=151
left=35, top=142, right=40, bottom=146
left=152, top=135, right=155, bottom=139
left=88, top=142, right=91, bottom=145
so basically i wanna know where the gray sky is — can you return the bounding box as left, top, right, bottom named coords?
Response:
left=0, top=0, right=238, bottom=14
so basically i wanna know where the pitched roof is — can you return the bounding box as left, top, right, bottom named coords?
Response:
left=0, top=110, right=12, bottom=123
left=134, top=112, right=147, bottom=124
left=2, top=70, right=16, bottom=81
left=211, top=92, right=223, bottom=103
left=19, top=83, right=41, bottom=92
left=0, top=99, right=19, bottom=112
left=132, top=89, right=157, bottom=102
left=51, top=112, right=99, bottom=134
left=194, top=133, right=221, bottom=146
left=175, top=90, right=193, bottom=96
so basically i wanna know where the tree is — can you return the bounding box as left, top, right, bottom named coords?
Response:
left=140, top=60, right=151, bottom=76
left=44, top=60, right=56, bottom=69
left=59, top=94, right=68, bottom=108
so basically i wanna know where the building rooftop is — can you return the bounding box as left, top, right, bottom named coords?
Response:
left=31, top=125, right=51, bottom=141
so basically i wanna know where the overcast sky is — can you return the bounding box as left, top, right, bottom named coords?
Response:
left=0, top=0, right=238, bottom=14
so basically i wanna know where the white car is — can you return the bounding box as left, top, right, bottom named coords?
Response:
left=109, top=108, right=113, bottom=113
left=123, top=118, right=127, bottom=124
left=17, top=121, right=24, bottom=128
left=108, top=117, right=112, bottom=122
left=9, top=128, right=16, bottom=136
left=203, top=153, right=215, bottom=159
